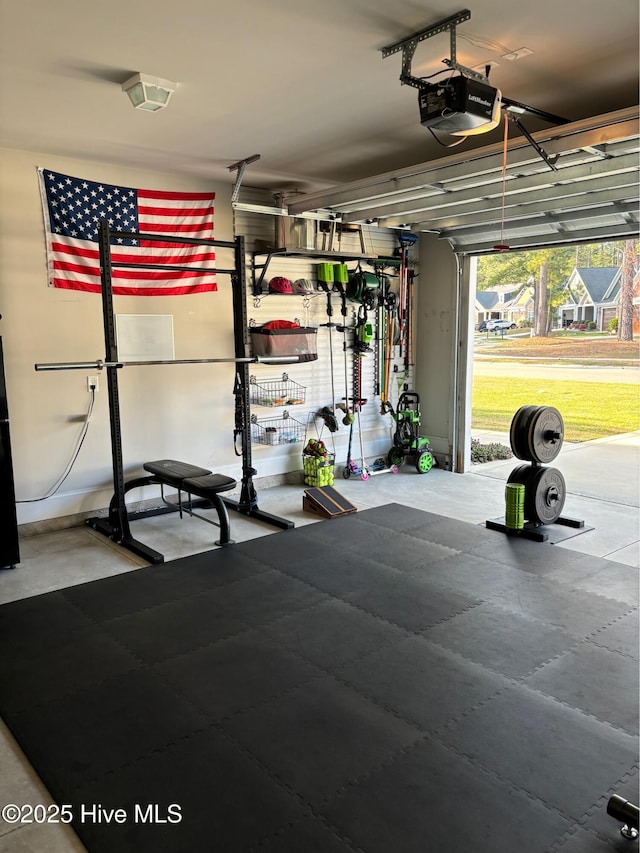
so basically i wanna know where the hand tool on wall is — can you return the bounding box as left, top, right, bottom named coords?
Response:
left=337, top=282, right=354, bottom=426
left=314, top=263, right=339, bottom=431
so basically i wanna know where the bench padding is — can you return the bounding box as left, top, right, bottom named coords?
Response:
left=182, top=473, right=237, bottom=496
left=143, top=459, right=212, bottom=487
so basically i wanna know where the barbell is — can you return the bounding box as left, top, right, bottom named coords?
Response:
left=34, top=356, right=299, bottom=371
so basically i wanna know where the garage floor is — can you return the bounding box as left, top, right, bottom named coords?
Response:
left=0, top=431, right=638, bottom=852
left=1, top=504, right=638, bottom=853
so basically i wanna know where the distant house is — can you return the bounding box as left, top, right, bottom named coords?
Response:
left=558, top=267, right=621, bottom=329
left=475, top=283, right=534, bottom=326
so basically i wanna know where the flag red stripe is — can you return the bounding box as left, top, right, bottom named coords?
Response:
left=135, top=220, right=213, bottom=234
left=51, top=241, right=216, bottom=265
left=139, top=240, right=215, bottom=250
left=138, top=189, right=216, bottom=201
left=51, top=278, right=217, bottom=296
left=53, top=261, right=215, bottom=281
left=138, top=205, right=215, bottom=217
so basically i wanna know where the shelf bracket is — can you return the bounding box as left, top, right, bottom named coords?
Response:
left=228, top=154, right=261, bottom=203
left=380, top=9, right=476, bottom=90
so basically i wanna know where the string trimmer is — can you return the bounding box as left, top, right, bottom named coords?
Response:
left=337, top=283, right=354, bottom=426
left=342, top=354, right=397, bottom=480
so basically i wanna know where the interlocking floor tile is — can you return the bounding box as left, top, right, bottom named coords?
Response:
left=402, top=550, right=527, bottom=595
left=155, top=628, right=320, bottom=720
left=280, top=552, right=404, bottom=597
left=552, top=826, right=632, bottom=852
left=259, top=599, right=406, bottom=670
left=8, top=670, right=208, bottom=791
left=589, top=610, right=640, bottom=658
left=327, top=503, right=446, bottom=533
left=0, top=629, right=141, bottom=715
left=488, top=575, right=628, bottom=638
left=321, top=737, right=570, bottom=853
left=343, top=568, right=479, bottom=632
left=61, top=550, right=269, bottom=621
left=545, top=559, right=640, bottom=606
left=337, top=634, right=510, bottom=731
left=576, top=768, right=640, bottom=844
left=0, top=591, right=95, bottom=657
left=103, top=588, right=246, bottom=664
left=406, top=517, right=500, bottom=551
left=254, top=816, right=355, bottom=852
left=468, top=537, right=584, bottom=574
left=340, top=527, right=459, bottom=569
left=236, top=528, right=343, bottom=568
left=211, top=569, right=327, bottom=625
left=222, top=675, right=422, bottom=803
left=438, top=683, right=639, bottom=821
left=422, top=600, right=577, bottom=677
left=72, top=727, right=306, bottom=853
left=524, top=643, right=640, bottom=735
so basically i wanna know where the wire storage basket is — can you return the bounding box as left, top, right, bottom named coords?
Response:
left=302, top=438, right=334, bottom=486
left=251, top=411, right=306, bottom=446
left=249, top=373, right=306, bottom=408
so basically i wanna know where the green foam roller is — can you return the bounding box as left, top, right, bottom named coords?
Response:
left=505, top=482, right=525, bottom=530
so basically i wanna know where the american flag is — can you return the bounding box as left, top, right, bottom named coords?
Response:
left=38, top=168, right=216, bottom=295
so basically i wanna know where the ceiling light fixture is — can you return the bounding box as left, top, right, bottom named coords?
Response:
left=121, top=73, right=177, bottom=112
left=502, top=47, right=534, bottom=62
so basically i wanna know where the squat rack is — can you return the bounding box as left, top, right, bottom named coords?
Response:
left=36, top=221, right=293, bottom=563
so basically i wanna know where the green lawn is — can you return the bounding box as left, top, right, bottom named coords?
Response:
left=472, top=377, right=640, bottom=442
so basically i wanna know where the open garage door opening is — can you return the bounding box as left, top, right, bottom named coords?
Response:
left=470, top=238, right=639, bottom=458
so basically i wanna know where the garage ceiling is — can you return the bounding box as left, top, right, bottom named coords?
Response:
left=288, top=107, right=640, bottom=253
left=1, top=0, right=638, bottom=250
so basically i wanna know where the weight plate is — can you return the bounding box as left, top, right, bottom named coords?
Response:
left=507, top=463, right=531, bottom=485
left=510, top=405, right=537, bottom=460
left=526, top=466, right=566, bottom=525
left=526, top=406, right=564, bottom=464
left=510, top=463, right=540, bottom=522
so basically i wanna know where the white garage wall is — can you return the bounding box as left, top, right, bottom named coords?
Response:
left=0, top=147, right=234, bottom=526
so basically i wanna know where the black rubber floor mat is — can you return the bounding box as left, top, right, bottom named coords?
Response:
left=0, top=504, right=637, bottom=852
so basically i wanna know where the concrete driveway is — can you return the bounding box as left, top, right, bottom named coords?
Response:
left=470, top=346, right=639, bottom=564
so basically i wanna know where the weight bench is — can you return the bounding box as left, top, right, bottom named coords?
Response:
left=140, top=460, right=237, bottom=546
left=99, top=459, right=237, bottom=555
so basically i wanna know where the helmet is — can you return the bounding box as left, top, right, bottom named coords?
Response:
left=293, top=278, right=313, bottom=294
left=268, top=276, right=293, bottom=294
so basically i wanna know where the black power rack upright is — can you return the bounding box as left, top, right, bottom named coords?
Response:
left=84, top=221, right=293, bottom=563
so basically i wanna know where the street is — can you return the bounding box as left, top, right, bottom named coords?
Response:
left=473, top=358, right=640, bottom=384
